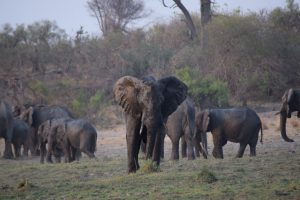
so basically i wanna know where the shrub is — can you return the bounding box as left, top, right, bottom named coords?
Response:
left=196, top=166, right=218, bottom=184
left=176, top=67, right=229, bottom=108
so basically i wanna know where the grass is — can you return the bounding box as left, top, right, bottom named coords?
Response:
left=0, top=149, right=299, bottom=200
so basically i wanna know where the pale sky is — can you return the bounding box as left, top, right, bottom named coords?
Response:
left=0, top=0, right=298, bottom=36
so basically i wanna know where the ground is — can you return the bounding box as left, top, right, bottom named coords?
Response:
left=0, top=111, right=299, bottom=199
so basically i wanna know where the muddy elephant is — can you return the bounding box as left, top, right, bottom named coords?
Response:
left=114, top=75, right=187, bottom=173
left=47, top=119, right=97, bottom=163
left=0, top=101, right=14, bottom=159
left=37, top=118, right=69, bottom=163
left=19, top=104, right=74, bottom=156
left=12, top=118, right=30, bottom=158
left=165, top=97, right=207, bottom=160
left=278, top=88, right=300, bottom=142
left=197, top=107, right=263, bottom=158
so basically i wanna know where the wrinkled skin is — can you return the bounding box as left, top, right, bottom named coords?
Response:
left=19, top=104, right=74, bottom=156
left=0, top=101, right=14, bottom=159
left=12, top=118, right=30, bottom=158
left=197, top=107, right=263, bottom=158
left=37, top=118, right=69, bottom=163
left=114, top=75, right=187, bottom=173
left=165, top=97, right=207, bottom=160
left=195, top=109, right=208, bottom=157
left=278, top=88, right=300, bottom=142
left=48, top=119, right=97, bottom=163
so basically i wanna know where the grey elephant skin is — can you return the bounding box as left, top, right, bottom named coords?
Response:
left=165, top=97, right=207, bottom=160
left=0, top=100, right=14, bottom=159
left=114, top=75, right=187, bottom=173
left=278, top=88, right=300, bottom=142
left=197, top=107, right=263, bottom=158
left=12, top=118, right=30, bottom=158
left=47, top=119, right=97, bottom=163
left=37, top=118, right=69, bottom=163
left=20, top=104, right=74, bottom=155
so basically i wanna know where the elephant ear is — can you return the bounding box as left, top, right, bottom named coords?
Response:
left=287, top=88, right=294, bottom=103
left=202, top=110, right=210, bottom=133
left=113, top=76, right=143, bottom=117
left=53, top=123, right=66, bottom=142
left=20, top=106, right=34, bottom=126
left=158, top=76, right=188, bottom=118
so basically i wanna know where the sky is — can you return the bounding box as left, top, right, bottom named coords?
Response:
left=0, top=0, right=298, bottom=36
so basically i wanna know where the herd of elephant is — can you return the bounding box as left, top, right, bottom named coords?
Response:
left=0, top=75, right=299, bottom=174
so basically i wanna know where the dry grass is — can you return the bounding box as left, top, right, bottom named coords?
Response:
left=289, top=119, right=300, bottom=128
left=261, top=118, right=269, bottom=130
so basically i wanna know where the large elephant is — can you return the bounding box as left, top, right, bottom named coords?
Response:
left=0, top=100, right=14, bottom=159
left=47, top=119, right=97, bottom=163
left=114, top=75, right=187, bottom=173
left=197, top=107, right=263, bottom=158
left=165, top=97, right=207, bottom=160
left=19, top=104, right=74, bottom=155
left=12, top=118, right=30, bottom=158
left=37, top=118, right=69, bottom=163
left=278, top=88, right=300, bottom=142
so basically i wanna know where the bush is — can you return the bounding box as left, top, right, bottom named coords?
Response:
left=176, top=67, right=229, bottom=108
left=196, top=167, right=218, bottom=184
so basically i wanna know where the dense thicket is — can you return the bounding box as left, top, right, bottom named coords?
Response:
left=0, top=1, right=299, bottom=123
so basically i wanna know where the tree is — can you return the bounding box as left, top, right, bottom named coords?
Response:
left=162, top=0, right=197, bottom=40
left=87, top=0, right=147, bottom=36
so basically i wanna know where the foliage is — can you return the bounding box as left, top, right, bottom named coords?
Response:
left=196, top=166, right=218, bottom=184
left=176, top=67, right=229, bottom=108
left=1, top=0, right=300, bottom=119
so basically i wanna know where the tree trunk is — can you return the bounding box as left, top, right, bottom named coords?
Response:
left=173, top=0, right=197, bottom=40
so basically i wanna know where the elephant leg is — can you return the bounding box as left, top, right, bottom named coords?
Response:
left=184, top=134, right=195, bottom=160
left=160, top=131, right=165, bottom=159
left=40, top=143, right=47, bottom=164
left=212, top=131, right=224, bottom=159
left=181, top=138, right=187, bottom=158
left=249, top=144, right=256, bottom=157
left=23, top=143, right=29, bottom=157
left=126, top=115, right=141, bottom=173
left=46, top=144, right=53, bottom=163
left=193, top=140, right=201, bottom=157
left=171, top=139, right=180, bottom=160
left=13, top=144, right=19, bottom=158
left=3, top=140, right=14, bottom=159
left=236, top=143, right=247, bottom=158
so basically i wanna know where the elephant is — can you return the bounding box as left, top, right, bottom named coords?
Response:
left=19, top=104, right=74, bottom=156
left=37, top=118, right=69, bottom=163
left=164, top=97, right=207, bottom=160
left=194, top=109, right=209, bottom=157
left=277, top=88, right=300, bottom=142
left=12, top=118, right=30, bottom=158
left=47, top=119, right=97, bottom=163
left=114, top=75, right=187, bottom=173
left=0, top=100, right=14, bottom=159
left=196, top=107, right=263, bottom=158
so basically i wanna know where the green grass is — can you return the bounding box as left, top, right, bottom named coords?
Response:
left=0, top=150, right=299, bottom=200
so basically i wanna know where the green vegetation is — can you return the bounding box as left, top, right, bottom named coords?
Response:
left=0, top=150, right=299, bottom=200
left=1, top=1, right=299, bottom=115
left=176, top=67, right=229, bottom=108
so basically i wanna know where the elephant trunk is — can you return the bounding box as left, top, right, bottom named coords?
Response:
left=280, top=111, right=294, bottom=142
left=201, top=131, right=208, bottom=156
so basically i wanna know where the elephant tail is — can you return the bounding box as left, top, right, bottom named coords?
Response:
left=260, top=122, right=263, bottom=144
left=90, top=131, right=97, bottom=153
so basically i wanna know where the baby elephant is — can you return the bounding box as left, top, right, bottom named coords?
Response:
left=37, top=118, right=69, bottom=163
left=48, top=119, right=97, bottom=163
left=196, top=107, right=263, bottom=158
left=12, top=118, right=30, bottom=158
